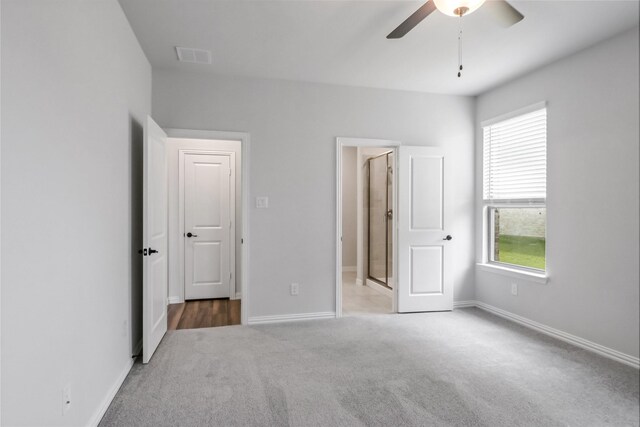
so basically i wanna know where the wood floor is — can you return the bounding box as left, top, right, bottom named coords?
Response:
left=168, top=299, right=241, bottom=330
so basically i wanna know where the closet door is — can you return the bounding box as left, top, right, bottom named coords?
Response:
left=183, top=153, right=232, bottom=300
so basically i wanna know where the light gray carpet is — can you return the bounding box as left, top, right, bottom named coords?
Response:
left=100, top=308, right=639, bottom=426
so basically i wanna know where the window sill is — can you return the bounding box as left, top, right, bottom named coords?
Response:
left=476, top=263, right=548, bottom=284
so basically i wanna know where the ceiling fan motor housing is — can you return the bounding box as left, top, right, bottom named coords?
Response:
left=433, top=0, right=486, bottom=17
left=454, top=6, right=470, bottom=16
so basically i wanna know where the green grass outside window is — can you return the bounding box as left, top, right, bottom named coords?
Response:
left=496, top=235, right=546, bottom=270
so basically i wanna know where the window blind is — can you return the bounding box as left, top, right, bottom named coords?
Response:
left=483, top=108, right=547, bottom=202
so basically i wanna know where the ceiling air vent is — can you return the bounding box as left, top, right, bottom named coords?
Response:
left=175, top=47, right=212, bottom=64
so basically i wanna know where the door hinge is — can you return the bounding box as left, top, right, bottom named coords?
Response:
left=230, top=272, right=232, bottom=280
left=241, top=238, right=244, bottom=244
left=229, top=168, right=232, bottom=176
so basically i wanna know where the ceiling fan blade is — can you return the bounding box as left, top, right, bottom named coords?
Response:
left=387, top=0, right=437, bottom=39
left=485, top=0, right=524, bottom=27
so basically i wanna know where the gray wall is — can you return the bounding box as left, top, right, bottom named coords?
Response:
left=1, top=1, right=151, bottom=425
left=153, top=70, right=476, bottom=318
left=475, top=28, right=639, bottom=358
left=341, top=146, right=357, bottom=268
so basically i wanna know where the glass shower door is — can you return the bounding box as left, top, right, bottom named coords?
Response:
left=368, top=152, right=392, bottom=288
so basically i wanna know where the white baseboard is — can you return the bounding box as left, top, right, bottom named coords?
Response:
left=89, top=357, right=134, bottom=426
left=453, top=300, right=476, bottom=309
left=355, top=278, right=363, bottom=286
left=248, top=312, right=336, bottom=325
left=465, top=301, right=639, bottom=369
left=342, top=266, right=356, bottom=272
left=232, top=292, right=242, bottom=300
left=365, top=279, right=393, bottom=297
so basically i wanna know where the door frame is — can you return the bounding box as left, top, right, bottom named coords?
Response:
left=179, top=150, right=236, bottom=301
left=166, top=128, right=250, bottom=325
left=335, top=137, right=400, bottom=317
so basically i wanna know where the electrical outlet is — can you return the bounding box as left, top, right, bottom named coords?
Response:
left=62, top=384, right=71, bottom=415
left=256, top=196, right=269, bottom=208
left=511, top=283, right=518, bottom=296
left=290, top=283, right=299, bottom=296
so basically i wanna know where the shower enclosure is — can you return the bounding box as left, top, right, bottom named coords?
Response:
left=367, top=151, right=393, bottom=288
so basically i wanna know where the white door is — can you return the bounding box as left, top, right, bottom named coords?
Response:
left=142, top=116, right=168, bottom=364
left=397, top=146, right=453, bottom=312
left=184, top=154, right=232, bottom=300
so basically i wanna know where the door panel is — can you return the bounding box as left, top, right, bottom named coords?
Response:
left=398, top=146, right=452, bottom=312
left=410, top=246, right=443, bottom=294
left=194, top=163, right=222, bottom=226
left=143, top=116, right=168, bottom=364
left=411, top=156, right=443, bottom=230
left=151, top=256, right=167, bottom=326
left=184, top=154, right=231, bottom=300
left=193, top=242, right=222, bottom=283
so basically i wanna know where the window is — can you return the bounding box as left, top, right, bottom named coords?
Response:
left=483, top=106, right=547, bottom=272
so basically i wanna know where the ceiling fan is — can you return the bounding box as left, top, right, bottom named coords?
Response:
left=387, top=0, right=524, bottom=77
left=387, top=0, right=524, bottom=39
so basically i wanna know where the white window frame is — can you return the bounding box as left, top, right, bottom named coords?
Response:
left=480, top=102, right=548, bottom=281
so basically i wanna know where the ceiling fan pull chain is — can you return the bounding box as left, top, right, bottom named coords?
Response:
left=458, top=15, right=463, bottom=78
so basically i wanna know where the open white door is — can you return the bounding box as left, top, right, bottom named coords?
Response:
left=397, top=146, right=453, bottom=312
left=142, top=116, right=168, bottom=363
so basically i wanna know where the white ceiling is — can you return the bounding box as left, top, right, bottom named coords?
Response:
left=119, top=0, right=639, bottom=96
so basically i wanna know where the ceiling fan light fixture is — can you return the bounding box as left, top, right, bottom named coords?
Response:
left=433, top=0, right=486, bottom=16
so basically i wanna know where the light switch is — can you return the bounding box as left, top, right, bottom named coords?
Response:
left=256, top=196, right=269, bottom=208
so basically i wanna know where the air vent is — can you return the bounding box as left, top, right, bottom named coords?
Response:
left=175, top=47, right=212, bottom=64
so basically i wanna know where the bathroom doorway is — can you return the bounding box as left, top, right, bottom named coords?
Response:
left=337, top=138, right=455, bottom=318
left=336, top=138, right=398, bottom=317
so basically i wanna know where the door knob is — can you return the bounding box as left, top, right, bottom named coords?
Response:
left=148, top=248, right=158, bottom=254
left=443, top=235, right=452, bottom=241
left=186, top=232, right=198, bottom=238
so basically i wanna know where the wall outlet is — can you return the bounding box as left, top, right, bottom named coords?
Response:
left=62, top=384, right=72, bottom=415
left=256, top=196, right=269, bottom=209
left=511, top=283, right=518, bottom=296
left=290, top=283, right=299, bottom=296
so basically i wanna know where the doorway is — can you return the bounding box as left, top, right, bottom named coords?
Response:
left=141, top=122, right=251, bottom=362
left=336, top=137, right=455, bottom=319
left=337, top=139, right=399, bottom=317
left=165, top=132, right=247, bottom=331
